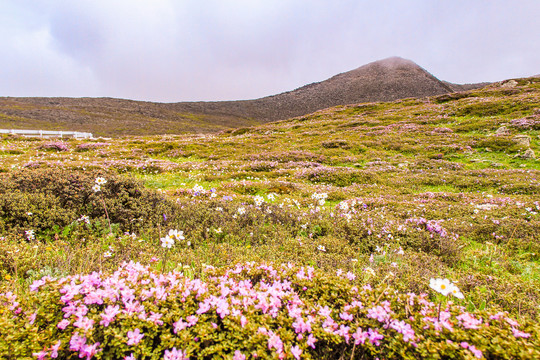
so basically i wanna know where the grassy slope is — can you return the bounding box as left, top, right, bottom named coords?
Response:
left=0, top=77, right=539, bottom=321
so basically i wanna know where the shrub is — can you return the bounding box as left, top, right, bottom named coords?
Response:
left=38, top=142, right=70, bottom=152
left=0, top=262, right=538, bottom=359
left=0, top=168, right=177, bottom=236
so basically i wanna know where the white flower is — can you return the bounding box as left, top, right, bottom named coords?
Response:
left=192, top=184, right=205, bottom=193
left=339, top=202, right=349, bottom=211
left=78, top=215, right=90, bottom=224
left=317, top=245, right=326, bottom=252
left=95, top=177, right=107, bottom=185
left=168, top=229, right=185, bottom=240
left=103, top=251, right=113, bottom=258
left=267, top=193, right=276, bottom=201
left=92, top=184, right=101, bottom=193
left=318, top=199, right=326, bottom=206
left=429, top=278, right=453, bottom=296
left=450, top=285, right=464, bottom=299
left=25, top=229, right=35, bottom=240
left=237, top=207, right=246, bottom=215
left=214, top=227, right=222, bottom=234
left=26, top=212, right=33, bottom=216
left=210, top=192, right=217, bottom=198
left=161, top=235, right=174, bottom=248
left=254, top=195, right=264, bottom=207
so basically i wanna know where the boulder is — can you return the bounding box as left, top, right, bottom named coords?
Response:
left=522, top=149, right=536, bottom=159
left=495, top=126, right=510, bottom=135
left=501, top=79, right=518, bottom=88
left=512, top=135, right=531, bottom=147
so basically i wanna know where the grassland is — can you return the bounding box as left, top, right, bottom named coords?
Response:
left=0, top=77, right=539, bottom=359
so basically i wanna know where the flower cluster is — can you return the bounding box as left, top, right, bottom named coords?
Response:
left=92, top=177, right=107, bottom=193
left=160, top=229, right=185, bottom=248
left=430, top=278, right=464, bottom=299
left=0, top=262, right=536, bottom=359
left=311, top=192, right=328, bottom=206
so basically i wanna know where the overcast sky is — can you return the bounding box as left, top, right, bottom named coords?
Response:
left=1, top=0, right=539, bottom=102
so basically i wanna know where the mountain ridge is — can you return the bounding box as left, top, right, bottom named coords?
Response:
left=0, top=57, right=490, bottom=136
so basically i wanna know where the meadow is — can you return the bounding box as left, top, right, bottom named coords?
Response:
left=0, top=77, right=539, bottom=359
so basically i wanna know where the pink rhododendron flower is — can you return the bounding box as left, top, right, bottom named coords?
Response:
left=291, top=345, right=302, bottom=360
left=512, top=328, right=531, bottom=338
left=352, top=328, right=368, bottom=345
left=50, top=340, right=61, bottom=358
left=163, top=348, right=189, bottom=360
left=127, top=328, right=144, bottom=346
left=69, top=334, right=86, bottom=352
left=57, top=319, right=70, bottom=330
left=233, top=350, right=246, bottom=360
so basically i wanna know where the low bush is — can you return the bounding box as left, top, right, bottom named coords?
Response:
left=1, top=262, right=538, bottom=359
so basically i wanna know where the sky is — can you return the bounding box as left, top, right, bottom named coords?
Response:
left=1, top=0, right=539, bottom=102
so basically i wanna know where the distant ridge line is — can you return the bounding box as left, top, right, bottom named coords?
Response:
left=0, top=57, right=492, bottom=136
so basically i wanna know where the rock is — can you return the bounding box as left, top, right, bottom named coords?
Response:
left=495, top=126, right=510, bottom=135
left=501, top=79, right=518, bottom=88
left=512, top=135, right=531, bottom=147
left=522, top=149, right=536, bottom=159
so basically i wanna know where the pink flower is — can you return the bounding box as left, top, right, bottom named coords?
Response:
left=124, top=354, right=136, bottom=360
left=50, top=340, right=61, bottom=358
left=340, top=311, right=353, bottom=321
left=318, top=306, right=332, bottom=317
left=291, top=345, right=302, bottom=360
left=367, top=328, right=384, bottom=346
left=457, top=313, right=482, bottom=329
left=28, top=311, right=37, bottom=325
left=468, top=345, right=483, bottom=359
left=173, top=319, right=188, bottom=333
left=163, top=348, right=189, bottom=360
left=306, top=334, right=317, bottom=348
left=57, top=319, right=70, bottom=330
left=149, top=311, right=164, bottom=326
left=512, top=328, right=531, bottom=338
left=186, top=315, right=198, bottom=326
left=267, top=332, right=284, bottom=354
left=32, top=351, right=48, bottom=360
left=79, top=342, right=101, bottom=359
left=74, top=316, right=94, bottom=331
left=127, top=328, right=144, bottom=346
left=196, top=301, right=211, bottom=314
left=352, top=328, right=368, bottom=345
left=100, top=305, right=121, bottom=327
left=240, top=316, right=247, bottom=328
left=69, top=334, right=86, bottom=352
left=367, top=306, right=390, bottom=323
left=233, top=350, right=246, bottom=360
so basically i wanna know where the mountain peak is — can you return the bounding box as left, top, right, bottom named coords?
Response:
left=369, top=56, right=417, bottom=67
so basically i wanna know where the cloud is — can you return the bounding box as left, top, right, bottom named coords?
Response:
left=0, top=0, right=539, bottom=102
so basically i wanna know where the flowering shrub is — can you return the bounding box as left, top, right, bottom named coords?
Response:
left=38, top=142, right=70, bottom=152
left=1, top=262, right=538, bottom=359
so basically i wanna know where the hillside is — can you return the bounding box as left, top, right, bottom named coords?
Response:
left=1, top=76, right=539, bottom=359
left=0, top=57, right=487, bottom=136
